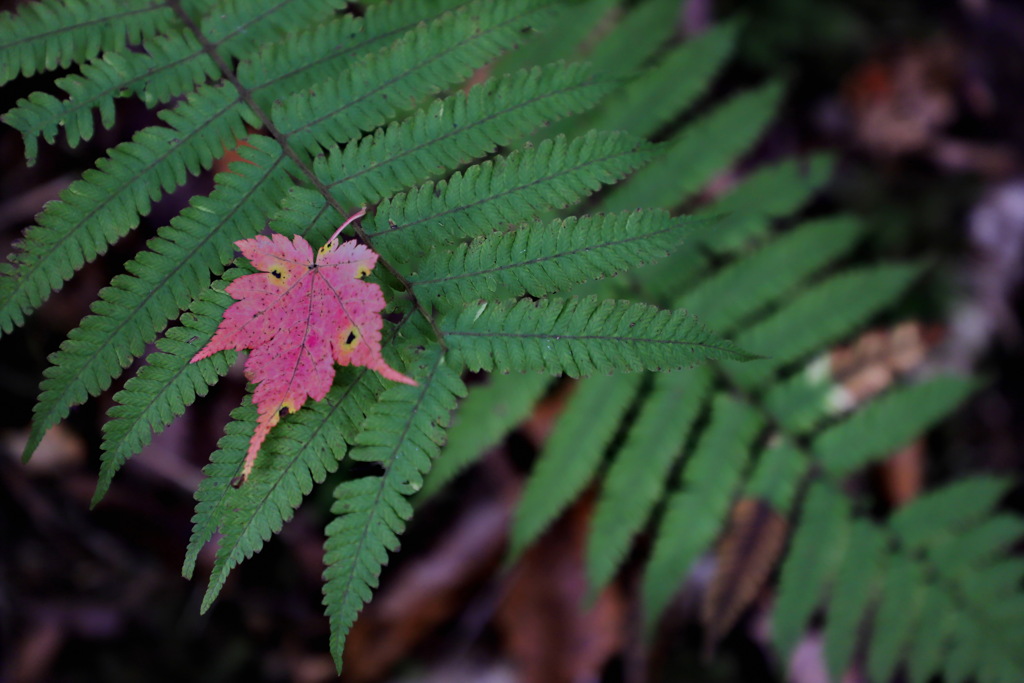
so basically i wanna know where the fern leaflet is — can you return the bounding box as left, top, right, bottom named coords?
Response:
left=410, top=211, right=692, bottom=306
left=423, top=372, right=551, bottom=497
left=724, top=263, right=923, bottom=388
left=443, top=296, right=753, bottom=377
left=276, top=0, right=554, bottom=156
left=94, top=282, right=237, bottom=506
left=601, top=81, right=784, bottom=212
left=508, top=372, right=643, bottom=561
left=815, top=375, right=978, bottom=477
left=587, top=366, right=713, bottom=596
left=315, top=62, right=612, bottom=207
left=322, top=348, right=466, bottom=669
left=641, top=394, right=763, bottom=629
left=0, top=0, right=175, bottom=86
left=368, top=130, right=654, bottom=261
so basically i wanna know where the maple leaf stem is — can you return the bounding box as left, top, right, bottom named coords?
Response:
left=168, top=0, right=449, bottom=352
left=328, top=207, right=367, bottom=244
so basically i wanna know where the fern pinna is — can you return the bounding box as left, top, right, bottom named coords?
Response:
left=3, top=0, right=1023, bottom=680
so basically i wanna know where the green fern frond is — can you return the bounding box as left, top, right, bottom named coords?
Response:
left=196, top=0, right=341, bottom=52
left=677, top=215, right=865, bottom=331
left=266, top=186, right=340, bottom=242
left=192, top=367, right=388, bottom=612
left=0, top=83, right=258, bottom=330
left=583, top=0, right=679, bottom=79
left=442, top=296, right=753, bottom=377
left=24, top=136, right=290, bottom=461
left=496, top=0, right=614, bottom=75
left=641, top=394, right=763, bottom=629
left=929, top=514, right=1024, bottom=577
left=423, top=372, right=551, bottom=497
left=697, top=154, right=836, bottom=254
left=5, top=1, right=1011, bottom=678
left=4, top=31, right=216, bottom=154
left=590, top=22, right=738, bottom=139
left=772, top=482, right=852, bottom=658
left=182, top=398, right=258, bottom=579
left=743, top=441, right=807, bottom=513
left=508, top=372, right=643, bottom=561
left=322, top=348, right=466, bottom=670
left=889, top=476, right=1012, bottom=548
left=94, top=282, right=237, bottom=507
left=368, top=130, right=654, bottom=261
left=724, top=263, right=923, bottom=388
left=609, top=153, right=832, bottom=299
left=315, top=61, right=612, bottom=207
left=3, top=0, right=338, bottom=156
left=601, top=81, right=784, bottom=212
left=815, top=375, right=978, bottom=477
left=516, top=0, right=680, bottom=136
left=868, top=551, right=925, bottom=681
left=276, top=0, right=554, bottom=156
left=0, top=0, right=175, bottom=86
left=905, top=583, right=959, bottom=683
left=239, top=0, right=468, bottom=100
left=410, top=210, right=691, bottom=306
left=761, top=361, right=840, bottom=435
left=587, top=366, right=713, bottom=596
left=778, top=480, right=1024, bottom=683
left=822, top=519, right=887, bottom=681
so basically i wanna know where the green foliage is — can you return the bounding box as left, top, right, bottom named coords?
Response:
left=4, top=0, right=1020, bottom=678
left=0, top=0, right=176, bottom=85
left=421, top=372, right=551, bottom=497
left=641, top=394, right=763, bottom=630
left=815, top=375, right=979, bottom=476
left=601, top=81, right=786, bottom=212
left=508, top=372, right=643, bottom=561
left=94, top=280, right=238, bottom=507
left=777, top=480, right=1024, bottom=683
left=410, top=210, right=693, bottom=304
left=588, top=21, right=738, bottom=138
left=442, top=296, right=753, bottom=376
left=723, top=263, right=923, bottom=388
left=367, top=130, right=655, bottom=261
left=586, top=366, right=712, bottom=597
left=323, top=347, right=465, bottom=664
left=676, top=215, right=865, bottom=330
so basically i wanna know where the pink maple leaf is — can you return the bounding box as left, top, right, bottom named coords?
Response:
left=192, top=208, right=416, bottom=486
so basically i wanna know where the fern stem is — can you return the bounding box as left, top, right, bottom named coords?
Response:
left=167, top=0, right=448, bottom=349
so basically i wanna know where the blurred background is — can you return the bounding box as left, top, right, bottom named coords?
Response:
left=2, top=0, right=1023, bottom=681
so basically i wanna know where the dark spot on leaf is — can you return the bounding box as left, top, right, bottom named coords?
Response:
left=230, top=475, right=245, bottom=489
left=271, top=269, right=282, bottom=279
left=345, top=331, right=357, bottom=345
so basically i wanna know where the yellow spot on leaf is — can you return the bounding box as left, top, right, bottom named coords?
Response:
left=339, top=326, right=360, bottom=352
